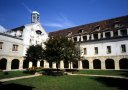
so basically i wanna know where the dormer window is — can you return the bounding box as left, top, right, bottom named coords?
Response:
left=95, top=26, right=100, bottom=31
left=78, top=29, right=84, bottom=34
left=67, top=32, right=72, bottom=36
left=36, top=30, right=42, bottom=35
left=114, top=21, right=121, bottom=28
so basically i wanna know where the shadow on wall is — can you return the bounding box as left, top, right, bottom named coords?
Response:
left=0, top=82, right=34, bottom=90
left=90, top=77, right=128, bottom=90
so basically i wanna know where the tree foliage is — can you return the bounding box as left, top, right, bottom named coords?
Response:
left=25, top=45, right=43, bottom=67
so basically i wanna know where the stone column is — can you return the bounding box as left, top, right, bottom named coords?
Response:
left=115, top=60, right=120, bottom=70
left=37, top=61, right=40, bottom=67
left=44, top=60, right=49, bottom=68
left=69, top=62, right=73, bottom=69
left=127, top=28, right=128, bottom=35
left=89, top=59, right=93, bottom=69
left=91, top=34, right=94, bottom=40
left=60, top=61, right=64, bottom=69
left=81, top=36, right=83, bottom=41
left=77, top=36, right=80, bottom=41
left=6, top=58, right=12, bottom=71
left=101, top=60, right=106, bottom=70
left=87, top=35, right=90, bottom=40
left=110, top=31, right=114, bottom=37
left=103, top=32, right=106, bottom=38
left=118, top=30, right=121, bottom=36
left=53, top=63, right=56, bottom=69
left=98, top=33, right=101, bottom=39
left=19, top=59, right=23, bottom=70
left=78, top=60, right=83, bottom=69
left=29, top=62, right=32, bottom=68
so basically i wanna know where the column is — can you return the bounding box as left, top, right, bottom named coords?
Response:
left=78, top=60, right=83, bottom=69
left=60, top=61, right=64, bottom=69
left=69, top=62, right=73, bottom=69
left=127, top=28, right=128, bottom=35
left=44, top=60, right=49, bottom=68
left=98, top=33, right=101, bottom=39
left=37, top=61, right=40, bottom=67
left=77, top=36, right=80, bottom=41
left=87, top=35, right=90, bottom=40
left=110, top=31, right=114, bottom=37
left=53, top=63, right=56, bottom=69
left=101, top=60, right=106, bottom=70
left=115, top=60, right=120, bottom=70
left=89, top=59, right=93, bottom=69
left=118, top=30, right=121, bottom=36
left=103, top=32, right=106, bottom=38
left=81, top=36, right=83, bottom=41
left=6, top=58, right=12, bottom=71
left=29, top=62, right=32, bottom=68
left=91, top=34, right=94, bottom=40
left=19, top=59, right=23, bottom=70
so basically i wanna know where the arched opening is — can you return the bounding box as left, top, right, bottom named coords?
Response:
left=82, top=60, right=89, bottom=69
left=32, top=61, right=37, bottom=67
left=93, top=59, right=101, bottom=69
left=56, top=61, right=60, bottom=68
left=49, top=62, right=52, bottom=68
left=40, top=60, right=44, bottom=67
left=23, top=60, right=29, bottom=69
left=11, top=59, right=19, bottom=69
left=73, top=61, right=78, bottom=68
left=119, top=58, right=128, bottom=69
left=64, top=60, right=69, bottom=68
left=105, top=59, right=115, bottom=69
left=0, top=58, right=7, bottom=70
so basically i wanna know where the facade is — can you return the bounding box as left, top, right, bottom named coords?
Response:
left=0, top=11, right=49, bottom=70
left=49, top=15, right=128, bottom=70
left=0, top=12, right=128, bottom=70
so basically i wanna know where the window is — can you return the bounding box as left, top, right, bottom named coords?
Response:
left=83, top=48, right=87, bottom=55
left=94, top=47, right=98, bottom=54
left=73, top=37, right=77, bottom=42
left=12, top=44, right=19, bottom=51
left=121, top=44, right=126, bottom=53
left=95, top=26, right=100, bottom=31
left=107, top=46, right=111, bottom=54
left=78, top=29, right=84, bottom=33
left=0, top=42, right=3, bottom=49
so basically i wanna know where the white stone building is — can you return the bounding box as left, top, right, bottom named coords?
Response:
left=0, top=11, right=49, bottom=70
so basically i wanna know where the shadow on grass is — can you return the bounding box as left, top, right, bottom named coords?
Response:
left=119, top=71, right=128, bottom=77
left=91, top=77, right=128, bottom=90
left=0, top=82, right=34, bottom=90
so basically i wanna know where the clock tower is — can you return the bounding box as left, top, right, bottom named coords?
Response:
left=31, top=11, right=40, bottom=23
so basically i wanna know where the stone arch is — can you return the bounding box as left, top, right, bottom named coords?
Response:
left=40, top=60, right=44, bottom=67
left=56, top=61, right=60, bottom=68
left=73, top=61, right=78, bottom=68
left=11, top=59, right=19, bottom=69
left=105, top=59, right=115, bottom=69
left=82, top=60, right=89, bottom=69
left=119, top=58, right=128, bottom=69
left=64, top=60, right=69, bottom=68
left=23, top=60, right=29, bottom=69
left=49, top=61, right=52, bottom=68
left=0, top=58, right=7, bottom=70
left=93, top=59, right=101, bottom=69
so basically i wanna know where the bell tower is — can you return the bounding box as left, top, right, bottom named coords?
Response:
left=31, top=11, right=40, bottom=23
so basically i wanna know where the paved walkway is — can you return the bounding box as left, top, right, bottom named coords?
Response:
left=0, top=73, right=128, bottom=82
left=67, top=73, right=128, bottom=79
left=0, top=74, right=41, bottom=82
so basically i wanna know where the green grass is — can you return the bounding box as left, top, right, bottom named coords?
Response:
left=0, top=70, right=31, bottom=79
left=2, top=75, right=127, bottom=90
left=75, top=70, right=128, bottom=77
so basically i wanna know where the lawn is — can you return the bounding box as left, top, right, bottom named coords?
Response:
left=0, top=70, right=32, bottom=79
left=75, top=70, right=128, bottom=77
left=0, top=75, right=127, bottom=90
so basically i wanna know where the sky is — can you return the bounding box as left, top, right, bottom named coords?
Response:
left=0, top=0, right=128, bottom=32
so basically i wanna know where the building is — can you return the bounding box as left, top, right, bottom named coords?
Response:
left=0, top=12, right=128, bottom=70
left=0, top=11, right=49, bottom=70
left=49, top=15, right=128, bottom=70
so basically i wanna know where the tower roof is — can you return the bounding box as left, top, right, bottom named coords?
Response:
left=32, top=11, right=40, bottom=15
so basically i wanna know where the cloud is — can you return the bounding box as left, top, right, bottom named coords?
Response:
left=44, top=13, right=75, bottom=29
left=0, top=25, right=7, bottom=32
left=22, top=2, right=32, bottom=13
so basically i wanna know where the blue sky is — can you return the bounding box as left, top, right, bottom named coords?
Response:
left=0, top=0, right=128, bottom=32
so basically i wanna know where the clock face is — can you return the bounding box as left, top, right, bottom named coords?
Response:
left=36, top=30, right=42, bottom=35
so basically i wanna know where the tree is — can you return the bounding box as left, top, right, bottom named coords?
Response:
left=43, top=36, right=64, bottom=71
left=25, top=45, right=43, bottom=67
